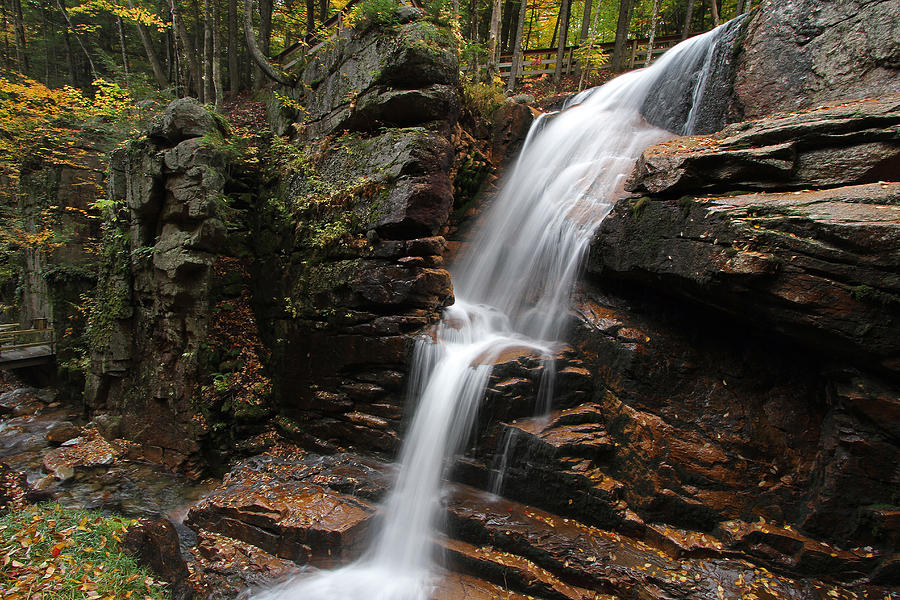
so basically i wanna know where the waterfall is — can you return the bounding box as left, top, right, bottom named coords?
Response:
left=252, top=23, right=733, bottom=600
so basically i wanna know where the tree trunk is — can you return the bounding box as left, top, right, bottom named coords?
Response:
left=710, top=0, right=719, bottom=26
left=204, top=0, right=213, bottom=101
left=1, top=3, right=9, bottom=72
left=12, top=0, right=28, bottom=72
left=306, top=0, right=315, bottom=33
left=486, top=0, right=501, bottom=80
left=170, top=0, right=203, bottom=98
left=552, top=0, right=570, bottom=86
left=56, top=0, right=96, bottom=76
left=611, top=0, right=634, bottom=71
left=644, top=0, right=659, bottom=67
left=212, top=0, right=223, bottom=109
left=116, top=14, right=130, bottom=78
left=500, top=0, right=514, bottom=53
left=128, top=0, right=168, bottom=88
left=506, top=0, right=527, bottom=92
left=577, top=0, right=601, bottom=90
left=253, top=0, right=272, bottom=89
left=579, top=0, right=591, bottom=41
left=319, top=0, right=327, bottom=21
left=228, top=0, right=240, bottom=94
left=243, top=0, right=291, bottom=86
left=681, top=0, right=695, bottom=39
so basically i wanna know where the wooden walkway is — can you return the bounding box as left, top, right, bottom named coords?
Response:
left=0, top=324, right=55, bottom=369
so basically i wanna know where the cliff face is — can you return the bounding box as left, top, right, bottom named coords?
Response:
left=85, top=2, right=900, bottom=597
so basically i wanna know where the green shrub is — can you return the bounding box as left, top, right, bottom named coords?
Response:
left=351, top=0, right=400, bottom=29
left=462, top=80, right=506, bottom=121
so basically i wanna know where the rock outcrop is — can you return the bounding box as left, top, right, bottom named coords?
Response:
left=582, top=93, right=900, bottom=571
left=730, top=0, right=900, bottom=122
left=86, top=98, right=233, bottom=473
left=257, top=11, right=463, bottom=454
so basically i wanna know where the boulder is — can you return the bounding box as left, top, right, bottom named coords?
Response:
left=148, top=98, right=223, bottom=145
left=123, top=517, right=194, bottom=600
left=730, top=0, right=900, bottom=122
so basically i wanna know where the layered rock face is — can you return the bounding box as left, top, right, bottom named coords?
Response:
left=582, top=92, right=900, bottom=579
left=85, top=99, right=231, bottom=473
left=259, top=13, right=462, bottom=454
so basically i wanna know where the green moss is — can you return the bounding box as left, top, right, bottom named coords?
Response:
left=632, top=196, right=651, bottom=220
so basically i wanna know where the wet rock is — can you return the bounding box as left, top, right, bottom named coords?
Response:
left=590, top=181, right=900, bottom=371
left=189, top=530, right=301, bottom=599
left=46, top=421, right=80, bottom=444
left=186, top=446, right=388, bottom=565
left=628, top=95, right=900, bottom=195
left=123, top=516, right=194, bottom=600
left=491, top=102, right=536, bottom=168
left=729, top=0, right=900, bottom=122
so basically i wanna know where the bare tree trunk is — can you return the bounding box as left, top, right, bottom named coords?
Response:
left=579, top=0, right=591, bottom=41
left=128, top=0, right=168, bottom=88
left=12, top=0, right=28, bottom=72
left=681, top=0, right=695, bottom=39
left=552, top=0, right=570, bottom=86
left=710, top=0, right=719, bottom=26
left=170, top=0, right=203, bottom=98
left=56, top=0, right=96, bottom=76
left=228, top=0, right=240, bottom=94
left=204, top=0, right=213, bottom=100
left=212, top=0, right=223, bottom=109
left=319, top=0, right=327, bottom=21
left=500, top=0, right=514, bottom=52
left=611, top=0, right=634, bottom=71
left=506, top=0, right=527, bottom=92
left=253, top=0, right=272, bottom=89
left=486, top=0, right=501, bottom=80
left=116, top=14, right=130, bottom=78
left=306, top=0, right=315, bottom=34
left=1, top=2, right=10, bottom=72
left=577, top=0, right=601, bottom=90
left=644, top=0, right=659, bottom=67
left=243, top=0, right=291, bottom=86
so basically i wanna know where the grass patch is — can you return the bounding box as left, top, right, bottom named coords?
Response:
left=0, top=504, right=170, bottom=599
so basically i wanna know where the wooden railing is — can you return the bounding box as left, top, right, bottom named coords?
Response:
left=0, top=321, right=55, bottom=356
left=496, top=33, right=685, bottom=79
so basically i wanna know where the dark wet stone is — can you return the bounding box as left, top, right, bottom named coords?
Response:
left=123, top=516, right=194, bottom=600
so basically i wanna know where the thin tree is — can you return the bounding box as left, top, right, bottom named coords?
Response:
left=128, top=0, right=168, bottom=89
left=681, top=0, right=694, bottom=39
left=610, top=0, right=634, bottom=71
left=577, top=0, right=601, bottom=90
left=212, top=0, right=223, bottom=109
left=644, top=0, right=659, bottom=67
left=116, top=14, right=130, bottom=78
left=12, top=0, right=28, bottom=72
left=553, top=0, right=571, bottom=86
left=253, top=0, right=273, bottom=89
left=506, top=0, right=527, bottom=92
left=204, top=0, right=213, bottom=101
left=578, top=0, right=591, bottom=42
left=170, top=0, right=203, bottom=98
left=710, top=0, right=719, bottom=26
left=56, top=0, right=97, bottom=76
left=486, top=0, right=501, bottom=80
left=243, top=0, right=291, bottom=85
left=228, top=0, right=240, bottom=94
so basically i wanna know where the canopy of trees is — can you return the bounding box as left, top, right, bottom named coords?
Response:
left=0, top=0, right=757, bottom=104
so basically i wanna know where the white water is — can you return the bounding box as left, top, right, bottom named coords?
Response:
left=252, top=25, right=730, bottom=600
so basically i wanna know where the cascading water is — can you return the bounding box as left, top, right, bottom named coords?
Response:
left=252, top=23, right=734, bottom=600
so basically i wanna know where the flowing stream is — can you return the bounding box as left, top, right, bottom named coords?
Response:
left=254, top=24, right=734, bottom=600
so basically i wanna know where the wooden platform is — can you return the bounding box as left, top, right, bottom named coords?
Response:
left=0, top=344, right=55, bottom=369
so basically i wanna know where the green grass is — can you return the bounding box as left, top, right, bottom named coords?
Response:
left=0, top=504, right=171, bottom=599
